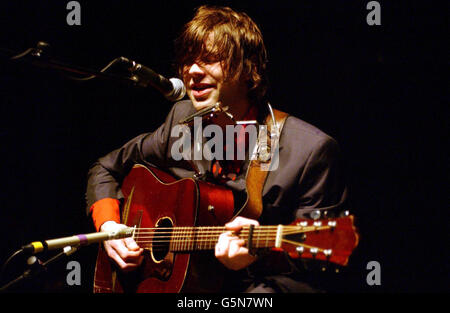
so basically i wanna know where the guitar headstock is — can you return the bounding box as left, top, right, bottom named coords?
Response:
left=273, top=215, right=359, bottom=266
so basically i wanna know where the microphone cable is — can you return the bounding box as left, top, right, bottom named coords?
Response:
left=0, top=249, right=23, bottom=287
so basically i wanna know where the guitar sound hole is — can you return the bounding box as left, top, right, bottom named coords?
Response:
left=152, top=217, right=173, bottom=262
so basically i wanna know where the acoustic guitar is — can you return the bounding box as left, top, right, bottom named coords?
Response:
left=93, top=164, right=359, bottom=293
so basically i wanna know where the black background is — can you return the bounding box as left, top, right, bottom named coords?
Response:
left=0, top=0, right=446, bottom=294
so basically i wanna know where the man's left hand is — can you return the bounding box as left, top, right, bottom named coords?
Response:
left=215, top=216, right=259, bottom=271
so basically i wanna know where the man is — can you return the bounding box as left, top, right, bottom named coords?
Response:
left=86, top=5, right=348, bottom=292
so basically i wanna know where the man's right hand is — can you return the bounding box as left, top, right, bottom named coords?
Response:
left=100, top=221, right=144, bottom=272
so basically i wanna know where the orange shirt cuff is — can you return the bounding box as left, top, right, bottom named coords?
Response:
left=89, top=198, right=121, bottom=231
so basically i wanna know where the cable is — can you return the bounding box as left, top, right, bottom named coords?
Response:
left=9, top=48, right=35, bottom=60
left=0, top=249, right=23, bottom=285
left=65, top=56, right=128, bottom=81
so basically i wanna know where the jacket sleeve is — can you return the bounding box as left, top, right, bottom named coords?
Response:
left=295, top=135, right=348, bottom=218
left=248, top=136, right=349, bottom=278
left=85, top=103, right=179, bottom=215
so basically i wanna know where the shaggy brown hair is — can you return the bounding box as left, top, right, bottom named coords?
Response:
left=175, top=5, right=269, bottom=105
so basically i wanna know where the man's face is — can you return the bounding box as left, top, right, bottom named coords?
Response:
left=183, top=60, right=248, bottom=112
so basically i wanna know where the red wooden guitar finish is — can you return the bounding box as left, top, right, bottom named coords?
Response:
left=93, top=164, right=359, bottom=293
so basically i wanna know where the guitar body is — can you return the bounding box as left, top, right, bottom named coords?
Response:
left=93, top=164, right=235, bottom=293
left=93, top=164, right=359, bottom=293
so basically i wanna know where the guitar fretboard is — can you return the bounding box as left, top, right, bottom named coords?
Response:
left=132, top=224, right=325, bottom=253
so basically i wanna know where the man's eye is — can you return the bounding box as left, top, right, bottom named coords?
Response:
left=206, top=56, right=222, bottom=64
left=202, top=58, right=216, bottom=64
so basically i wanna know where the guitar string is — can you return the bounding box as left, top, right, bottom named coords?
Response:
left=134, top=242, right=276, bottom=246
left=132, top=229, right=317, bottom=234
left=132, top=240, right=321, bottom=252
left=134, top=230, right=279, bottom=247
left=130, top=230, right=317, bottom=242
left=132, top=231, right=310, bottom=246
left=132, top=225, right=328, bottom=230
left=117, top=226, right=332, bottom=251
left=131, top=226, right=329, bottom=234
left=135, top=230, right=326, bottom=238
left=133, top=230, right=332, bottom=249
left=134, top=236, right=327, bottom=247
left=133, top=239, right=329, bottom=251
left=132, top=229, right=308, bottom=236
left=128, top=227, right=330, bottom=245
left=133, top=231, right=280, bottom=240
left=133, top=237, right=278, bottom=243
left=134, top=238, right=279, bottom=249
left=130, top=227, right=330, bottom=238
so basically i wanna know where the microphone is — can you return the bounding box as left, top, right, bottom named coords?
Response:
left=21, top=227, right=135, bottom=254
left=120, top=57, right=186, bottom=101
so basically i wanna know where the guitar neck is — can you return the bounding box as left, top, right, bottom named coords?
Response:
left=173, top=226, right=280, bottom=252
left=134, top=225, right=284, bottom=253
left=128, top=216, right=357, bottom=266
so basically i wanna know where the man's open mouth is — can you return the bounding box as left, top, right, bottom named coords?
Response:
left=191, top=83, right=215, bottom=98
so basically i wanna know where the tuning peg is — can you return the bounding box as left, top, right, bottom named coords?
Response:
left=313, top=221, right=322, bottom=227
left=298, top=221, right=308, bottom=227
left=310, top=210, right=321, bottom=220
left=327, top=220, right=337, bottom=232
left=313, top=220, right=322, bottom=233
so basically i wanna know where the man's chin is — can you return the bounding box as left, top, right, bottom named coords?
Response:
left=192, top=99, right=217, bottom=111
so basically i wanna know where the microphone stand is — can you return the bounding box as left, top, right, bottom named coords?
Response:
left=0, top=246, right=78, bottom=292
left=0, top=41, right=138, bottom=87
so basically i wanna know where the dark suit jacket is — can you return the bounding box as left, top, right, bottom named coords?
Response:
left=85, top=100, right=348, bottom=291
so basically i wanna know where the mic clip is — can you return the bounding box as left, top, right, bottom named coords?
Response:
left=178, top=102, right=235, bottom=125
left=122, top=59, right=146, bottom=87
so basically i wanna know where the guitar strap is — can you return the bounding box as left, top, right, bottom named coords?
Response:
left=240, top=108, right=289, bottom=220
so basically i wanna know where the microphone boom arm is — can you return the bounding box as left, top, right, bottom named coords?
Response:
left=2, top=42, right=137, bottom=86
left=2, top=41, right=186, bottom=101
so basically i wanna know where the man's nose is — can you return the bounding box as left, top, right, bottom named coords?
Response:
left=188, top=63, right=205, bottom=76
